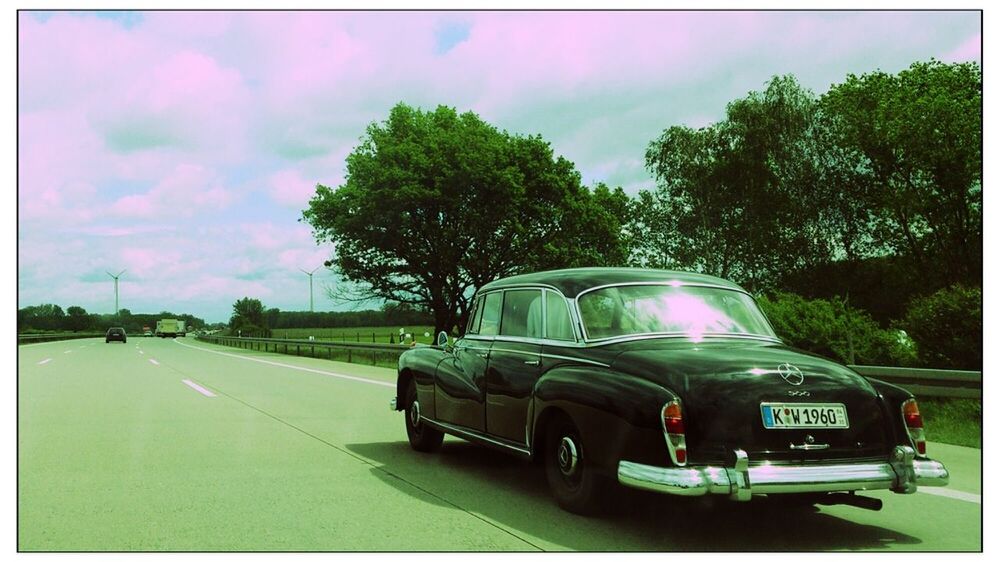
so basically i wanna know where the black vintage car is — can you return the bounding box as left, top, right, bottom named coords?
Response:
left=391, top=268, right=948, bottom=514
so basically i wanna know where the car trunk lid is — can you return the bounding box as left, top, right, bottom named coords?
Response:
left=610, top=339, right=892, bottom=465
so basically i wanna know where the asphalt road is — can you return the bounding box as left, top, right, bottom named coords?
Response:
left=18, top=337, right=983, bottom=551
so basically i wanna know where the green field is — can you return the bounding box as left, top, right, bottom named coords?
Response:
left=918, top=397, right=982, bottom=449
left=272, top=325, right=436, bottom=345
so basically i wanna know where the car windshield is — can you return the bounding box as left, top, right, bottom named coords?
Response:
left=577, top=284, right=776, bottom=341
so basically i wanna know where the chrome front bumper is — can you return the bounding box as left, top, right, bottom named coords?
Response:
left=618, top=446, right=948, bottom=501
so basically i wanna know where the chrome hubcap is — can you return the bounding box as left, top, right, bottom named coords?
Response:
left=557, top=436, right=578, bottom=476
left=409, top=401, right=421, bottom=427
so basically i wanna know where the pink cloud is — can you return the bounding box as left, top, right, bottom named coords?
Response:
left=267, top=169, right=321, bottom=207
left=941, top=33, right=981, bottom=63
left=110, top=164, right=237, bottom=218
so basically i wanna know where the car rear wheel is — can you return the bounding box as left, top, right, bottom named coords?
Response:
left=404, top=379, right=443, bottom=452
left=544, top=415, right=609, bottom=515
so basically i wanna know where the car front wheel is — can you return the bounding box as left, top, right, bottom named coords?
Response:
left=404, top=379, right=443, bottom=452
left=544, top=415, right=609, bottom=515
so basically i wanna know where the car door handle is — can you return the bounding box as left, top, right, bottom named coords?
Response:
left=523, top=360, right=540, bottom=366
left=475, top=351, right=489, bottom=358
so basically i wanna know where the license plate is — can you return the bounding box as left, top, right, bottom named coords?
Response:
left=761, top=403, right=849, bottom=429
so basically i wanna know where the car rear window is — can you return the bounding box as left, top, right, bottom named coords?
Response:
left=578, top=284, right=775, bottom=341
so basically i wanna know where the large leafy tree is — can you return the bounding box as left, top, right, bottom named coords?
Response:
left=640, top=76, right=835, bottom=291
left=820, top=60, right=982, bottom=284
left=230, top=297, right=268, bottom=335
left=303, top=103, right=628, bottom=335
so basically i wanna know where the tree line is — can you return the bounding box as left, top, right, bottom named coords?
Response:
left=228, top=298, right=432, bottom=337
left=17, top=305, right=208, bottom=335
left=301, top=59, right=980, bottom=358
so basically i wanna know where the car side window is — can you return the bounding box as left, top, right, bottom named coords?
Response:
left=545, top=291, right=575, bottom=341
left=479, top=292, right=503, bottom=336
left=500, top=289, right=543, bottom=338
left=466, top=296, right=483, bottom=335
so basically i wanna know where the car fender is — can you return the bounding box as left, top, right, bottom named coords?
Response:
left=865, top=376, right=918, bottom=446
left=396, top=347, right=448, bottom=417
left=530, top=365, right=678, bottom=471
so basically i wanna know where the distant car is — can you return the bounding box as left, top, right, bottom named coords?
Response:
left=392, top=268, right=949, bottom=514
left=144, top=330, right=153, bottom=337
left=105, top=327, right=127, bottom=344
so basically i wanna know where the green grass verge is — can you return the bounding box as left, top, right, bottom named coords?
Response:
left=210, top=337, right=404, bottom=370
left=272, top=325, right=436, bottom=345
left=918, top=396, right=981, bottom=448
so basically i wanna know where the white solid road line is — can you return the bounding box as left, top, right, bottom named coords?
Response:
left=174, top=339, right=394, bottom=388
left=149, top=359, right=160, bottom=366
left=918, top=487, right=981, bottom=504
left=37, top=358, right=52, bottom=365
left=182, top=379, right=216, bottom=397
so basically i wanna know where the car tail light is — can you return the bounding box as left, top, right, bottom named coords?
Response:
left=901, top=398, right=926, bottom=457
left=661, top=400, right=687, bottom=466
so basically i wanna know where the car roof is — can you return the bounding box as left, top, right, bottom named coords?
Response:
left=478, top=267, right=745, bottom=298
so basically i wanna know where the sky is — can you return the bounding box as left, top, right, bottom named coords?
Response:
left=16, top=10, right=982, bottom=323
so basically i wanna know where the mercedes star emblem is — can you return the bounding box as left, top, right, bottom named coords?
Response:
left=778, top=363, right=805, bottom=386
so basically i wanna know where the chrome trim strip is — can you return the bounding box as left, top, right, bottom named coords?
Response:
left=421, top=417, right=531, bottom=457
left=583, top=333, right=783, bottom=347
left=789, top=443, right=831, bottom=451
left=618, top=450, right=949, bottom=499
left=488, top=346, right=611, bottom=368
left=462, top=335, right=495, bottom=343
left=539, top=353, right=609, bottom=367
left=478, top=282, right=564, bottom=295
left=465, top=332, right=781, bottom=348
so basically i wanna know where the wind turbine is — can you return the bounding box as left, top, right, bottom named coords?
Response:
left=300, top=266, right=321, bottom=312
left=106, top=269, right=126, bottom=316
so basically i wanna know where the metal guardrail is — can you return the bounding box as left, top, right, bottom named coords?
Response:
left=195, top=336, right=981, bottom=399
left=849, top=365, right=982, bottom=399
left=197, top=334, right=412, bottom=366
left=18, top=333, right=104, bottom=345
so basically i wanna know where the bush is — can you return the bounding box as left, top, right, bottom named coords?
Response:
left=899, top=285, right=982, bottom=370
left=757, top=292, right=916, bottom=366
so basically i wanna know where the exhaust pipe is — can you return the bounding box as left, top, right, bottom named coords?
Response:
left=817, top=493, right=883, bottom=511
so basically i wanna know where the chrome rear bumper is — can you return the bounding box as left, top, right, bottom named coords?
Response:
left=618, top=446, right=948, bottom=501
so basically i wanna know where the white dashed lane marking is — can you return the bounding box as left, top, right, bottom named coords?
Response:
left=149, top=359, right=160, bottom=366
left=37, top=359, right=52, bottom=365
left=182, top=379, right=216, bottom=397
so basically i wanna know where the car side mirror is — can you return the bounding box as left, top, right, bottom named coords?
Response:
left=436, top=331, right=450, bottom=348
